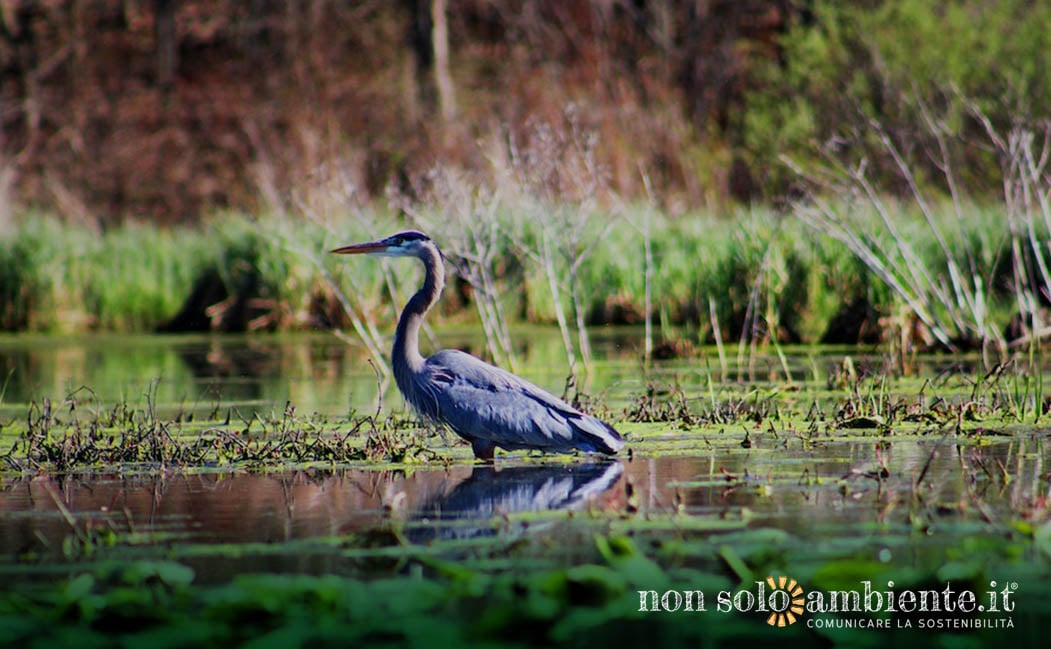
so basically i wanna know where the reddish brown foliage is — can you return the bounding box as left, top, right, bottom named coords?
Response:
left=0, top=1, right=797, bottom=223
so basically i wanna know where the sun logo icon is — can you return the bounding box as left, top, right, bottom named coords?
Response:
left=764, top=576, right=806, bottom=626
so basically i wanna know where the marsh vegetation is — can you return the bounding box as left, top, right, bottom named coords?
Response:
left=2, top=343, right=1050, bottom=647
left=3, top=1, right=1051, bottom=646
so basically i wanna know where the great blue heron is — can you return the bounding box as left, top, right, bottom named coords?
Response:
left=331, top=230, right=625, bottom=460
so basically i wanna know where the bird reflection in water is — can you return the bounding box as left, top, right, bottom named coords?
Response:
left=405, top=460, right=623, bottom=542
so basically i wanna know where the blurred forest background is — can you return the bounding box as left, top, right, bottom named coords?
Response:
left=2, top=0, right=1051, bottom=348
left=3, top=0, right=1047, bottom=224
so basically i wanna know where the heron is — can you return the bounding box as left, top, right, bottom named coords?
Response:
left=331, top=230, right=625, bottom=461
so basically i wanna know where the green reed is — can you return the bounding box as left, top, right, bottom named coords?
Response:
left=0, top=204, right=1024, bottom=365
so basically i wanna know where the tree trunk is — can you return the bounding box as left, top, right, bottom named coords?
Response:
left=155, top=0, right=177, bottom=93
left=431, top=0, right=456, bottom=123
left=405, top=0, right=455, bottom=123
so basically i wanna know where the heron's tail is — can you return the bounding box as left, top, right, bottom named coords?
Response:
left=572, top=415, right=625, bottom=455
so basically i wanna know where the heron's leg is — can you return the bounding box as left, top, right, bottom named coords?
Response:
left=471, top=439, right=496, bottom=462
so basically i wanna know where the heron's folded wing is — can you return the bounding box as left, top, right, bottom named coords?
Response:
left=423, top=350, right=622, bottom=452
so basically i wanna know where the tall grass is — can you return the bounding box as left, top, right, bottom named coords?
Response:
left=0, top=199, right=1028, bottom=372
left=388, top=114, right=620, bottom=374
left=85, top=223, right=207, bottom=331
left=785, top=95, right=1046, bottom=362
left=0, top=217, right=207, bottom=332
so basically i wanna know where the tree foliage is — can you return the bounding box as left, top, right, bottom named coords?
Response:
left=742, top=0, right=1051, bottom=196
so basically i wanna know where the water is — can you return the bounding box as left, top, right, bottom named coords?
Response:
left=0, top=329, right=653, bottom=419
left=1, top=433, right=1042, bottom=579
left=0, top=329, right=987, bottom=419
left=1, top=331, right=1048, bottom=583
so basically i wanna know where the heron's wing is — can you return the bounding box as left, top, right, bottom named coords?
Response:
left=421, top=350, right=623, bottom=454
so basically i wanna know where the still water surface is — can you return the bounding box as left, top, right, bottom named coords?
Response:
left=1, top=329, right=653, bottom=418
left=0, top=331, right=1046, bottom=580
left=2, top=437, right=1041, bottom=579
left=0, top=328, right=982, bottom=418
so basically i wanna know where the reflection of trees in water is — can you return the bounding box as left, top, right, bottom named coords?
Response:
left=0, top=333, right=1003, bottom=425
left=2, top=442, right=1046, bottom=567
left=0, top=337, right=281, bottom=412
left=0, top=345, right=37, bottom=404
left=172, top=338, right=275, bottom=403
left=0, top=336, right=365, bottom=417
left=0, top=344, right=150, bottom=405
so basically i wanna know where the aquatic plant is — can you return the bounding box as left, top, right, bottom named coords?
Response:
left=2, top=396, right=444, bottom=474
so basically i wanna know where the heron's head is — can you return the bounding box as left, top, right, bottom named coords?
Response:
left=330, top=230, right=432, bottom=258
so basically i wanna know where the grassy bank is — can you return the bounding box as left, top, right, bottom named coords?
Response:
left=0, top=204, right=1026, bottom=352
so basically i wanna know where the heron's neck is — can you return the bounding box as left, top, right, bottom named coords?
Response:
left=393, top=245, right=444, bottom=374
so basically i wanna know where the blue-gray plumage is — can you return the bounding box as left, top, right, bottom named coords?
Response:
left=331, top=230, right=625, bottom=460
left=408, top=462, right=624, bottom=541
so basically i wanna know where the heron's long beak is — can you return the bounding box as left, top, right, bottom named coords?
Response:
left=330, top=241, right=386, bottom=255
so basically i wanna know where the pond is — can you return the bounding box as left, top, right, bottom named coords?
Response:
left=0, top=328, right=987, bottom=419
left=0, top=329, right=653, bottom=419
left=0, top=331, right=1049, bottom=646
left=2, top=436, right=1041, bottom=574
